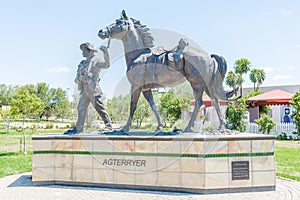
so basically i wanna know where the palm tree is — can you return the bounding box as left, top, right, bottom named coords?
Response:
left=256, top=69, right=266, bottom=91
left=250, top=69, right=259, bottom=91
left=250, top=69, right=266, bottom=92
left=234, top=58, right=251, bottom=96
left=225, top=71, right=238, bottom=96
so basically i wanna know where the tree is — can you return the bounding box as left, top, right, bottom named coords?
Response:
left=51, top=88, right=71, bottom=122
left=290, top=90, right=300, bottom=133
left=225, top=99, right=247, bottom=132
left=10, top=85, right=43, bottom=155
left=249, top=69, right=266, bottom=92
left=133, top=95, right=151, bottom=126
left=0, top=84, right=16, bottom=106
left=10, top=85, right=43, bottom=118
left=172, top=82, right=194, bottom=101
left=225, top=92, right=261, bottom=132
left=159, top=90, right=190, bottom=127
left=35, top=83, right=53, bottom=120
left=255, top=69, right=266, bottom=91
left=234, top=58, right=251, bottom=96
left=106, top=95, right=130, bottom=123
left=255, top=114, right=275, bottom=134
left=249, top=69, right=258, bottom=92
left=225, top=71, right=239, bottom=96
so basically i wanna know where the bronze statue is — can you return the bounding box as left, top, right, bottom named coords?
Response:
left=65, top=42, right=112, bottom=134
left=98, top=10, right=238, bottom=133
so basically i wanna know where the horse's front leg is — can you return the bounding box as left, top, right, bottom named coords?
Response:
left=142, top=90, right=163, bottom=132
left=121, top=88, right=141, bottom=133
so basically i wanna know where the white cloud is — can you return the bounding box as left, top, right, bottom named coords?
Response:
left=272, top=75, right=294, bottom=80
left=48, top=66, right=72, bottom=73
left=262, top=67, right=274, bottom=73
left=281, top=10, right=292, bottom=15
left=296, top=44, right=300, bottom=48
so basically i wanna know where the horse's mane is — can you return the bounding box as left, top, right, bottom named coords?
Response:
left=131, top=18, right=154, bottom=48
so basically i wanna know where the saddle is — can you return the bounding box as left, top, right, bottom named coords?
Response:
left=150, top=38, right=189, bottom=72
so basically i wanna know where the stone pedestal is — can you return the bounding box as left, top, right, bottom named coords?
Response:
left=32, top=133, right=276, bottom=194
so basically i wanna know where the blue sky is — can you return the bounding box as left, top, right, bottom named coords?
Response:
left=0, top=0, right=299, bottom=99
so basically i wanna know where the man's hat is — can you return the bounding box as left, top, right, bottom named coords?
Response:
left=80, top=42, right=97, bottom=52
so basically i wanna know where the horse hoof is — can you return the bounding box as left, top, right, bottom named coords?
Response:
left=218, top=124, right=226, bottom=131
left=183, top=128, right=193, bottom=133
left=121, top=126, right=130, bottom=133
left=63, top=128, right=81, bottom=135
left=155, top=126, right=163, bottom=133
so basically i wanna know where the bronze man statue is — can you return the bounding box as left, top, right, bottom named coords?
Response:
left=65, top=42, right=112, bottom=134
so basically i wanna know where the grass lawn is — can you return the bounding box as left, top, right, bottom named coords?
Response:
left=0, top=151, right=32, bottom=178
left=0, top=127, right=67, bottom=178
left=275, top=146, right=300, bottom=182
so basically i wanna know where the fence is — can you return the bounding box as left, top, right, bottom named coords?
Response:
left=246, top=122, right=296, bottom=134
left=194, top=121, right=296, bottom=134
left=0, top=134, right=32, bottom=153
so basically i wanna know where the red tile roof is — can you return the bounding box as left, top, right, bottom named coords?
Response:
left=246, top=89, right=293, bottom=106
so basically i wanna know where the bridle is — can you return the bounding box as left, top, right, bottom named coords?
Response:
left=104, top=19, right=132, bottom=49
left=105, top=26, right=111, bottom=48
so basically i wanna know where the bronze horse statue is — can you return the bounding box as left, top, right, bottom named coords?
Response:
left=98, top=10, right=238, bottom=133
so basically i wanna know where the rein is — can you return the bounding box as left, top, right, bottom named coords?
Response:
left=106, top=36, right=111, bottom=48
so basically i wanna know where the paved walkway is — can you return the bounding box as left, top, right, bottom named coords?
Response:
left=0, top=173, right=300, bottom=200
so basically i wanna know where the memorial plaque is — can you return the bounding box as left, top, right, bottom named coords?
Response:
left=232, top=161, right=249, bottom=180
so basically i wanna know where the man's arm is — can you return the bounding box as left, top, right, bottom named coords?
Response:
left=100, top=46, right=110, bottom=69
left=75, top=61, right=84, bottom=83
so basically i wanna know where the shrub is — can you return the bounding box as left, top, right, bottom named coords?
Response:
left=255, top=114, right=275, bottom=134
left=45, top=123, right=54, bottom=129
left=277, top=132, right=287, bottom=140
left=225, top=92, right=262, bottom=132
left=201, top=124, right=218, bottom=132
left=30, top=124, right=37, bottom=132
left=277, top=132, right=298, bottom=140
left=290, top=90, right=300, bottom=134
left=225, top=101, right=247, bottom=132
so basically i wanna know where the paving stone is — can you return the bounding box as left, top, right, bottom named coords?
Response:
left=0, top=173, right=299, bottom=200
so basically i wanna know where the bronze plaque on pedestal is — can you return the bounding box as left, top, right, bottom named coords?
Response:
left=232, top=161, right=249, bottom=180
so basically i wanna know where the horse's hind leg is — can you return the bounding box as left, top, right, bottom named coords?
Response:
left=205, top=87, right=225, bottom=130
left=122, top=87, right=141, bottom=133
left=184, top=88, right=204, bottom=132
left=142, top=90, right=163, bottom=132
left=210, top=95, right=225, bottom=130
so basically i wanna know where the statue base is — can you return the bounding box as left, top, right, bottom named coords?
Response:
left=32, top=132, right=276, bottom=194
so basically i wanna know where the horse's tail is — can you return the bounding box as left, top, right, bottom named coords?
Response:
left=211, top=54, right=227, bottom=80
left=210, top=54, right=240, bottom=101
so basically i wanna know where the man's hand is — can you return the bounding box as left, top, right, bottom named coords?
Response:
left=74, top=78, right=79, bottom=84
left=100, top=45, right=108, bottom=53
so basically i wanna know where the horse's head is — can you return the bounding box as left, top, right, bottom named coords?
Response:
left=98, top=10, right=135, bottom=40
left=98, top=10, right=154, bottom=51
